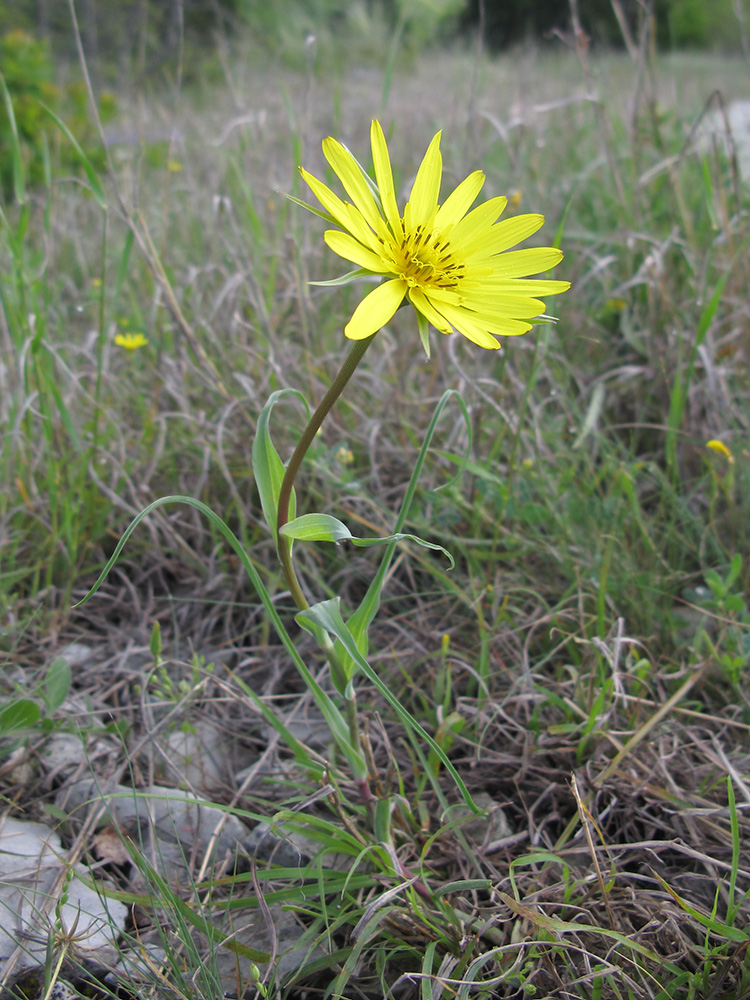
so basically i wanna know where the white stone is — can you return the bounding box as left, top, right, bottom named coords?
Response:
left=58, top=780, right=251, bottom=885
left=695, top=99, right=750, bottom=183
left=163, top=720, right=228, bottom=790
left=56, top=643, right=94, bottom=668
left=0, top=816, right=126, bottom=972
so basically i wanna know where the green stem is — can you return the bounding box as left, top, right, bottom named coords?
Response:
left=276, top=334, right=375, bottom=755
left=276, top=335, right=374, bottom=609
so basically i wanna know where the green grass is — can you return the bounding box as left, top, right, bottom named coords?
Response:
left=2, top=23, right=750, bottom=1000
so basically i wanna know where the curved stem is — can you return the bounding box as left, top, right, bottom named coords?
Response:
left=276, top=335, right=375, bottom=762
left=276, top=335, right=374, bottom=610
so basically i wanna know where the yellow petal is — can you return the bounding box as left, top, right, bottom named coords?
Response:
left=449, top=197, right=509, bottom=246
left=114, top=332, right=148, bottom=350
left=370, top=121, right=401, bottom=233
left=459, top=294, right=547, bottom=319
left=408, top=287, right=453, bottom=335
left=299, top=167, right=352, bottom=230
left=706, top=439, right=734, bottom=463
left=345, top=279, right=407, bottom=339
left=434, top=171, right=488, bottom=229
left=462, top=310, right=536, bottom=336
left=467, top=214, right=545, bottom=257
left=404, top=130, right=442, bottom=231
left=480, top=317, right=533, bottom=337
left=414, top=284, right=462, bottom=306
left=325, top=230, right=388, bottom=272
left=493, top=247, right=564, bottom=278
left=299, top=168, right=376, bottom=250
left=436, top=302, right=501, bottom=349
left=323, top=136, right=384, bottom=234
left=477, top=278, right=570, bottom=296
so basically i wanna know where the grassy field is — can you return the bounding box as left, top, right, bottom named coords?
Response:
left=2, top=26, right=750, bottom=1000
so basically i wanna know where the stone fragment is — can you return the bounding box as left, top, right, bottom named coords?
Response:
left=450, top=791, right=514, bottom=847
left=58, top=779, right=250, bottom=885
left=0, top=816, right=126, bottom=973
left=163, top=719, right=229, bottom=790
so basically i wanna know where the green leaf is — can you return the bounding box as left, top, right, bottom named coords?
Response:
left=284, top=192, right=337, bottom=225
left=498, top=890, right=685, bottom=973
left=252, top=389, right=305, bottom=543
left=653, top=871, right=749, bottom=943
left=279, top=512, right=454, bottom=566
left=665, top=256, right=740, bottom=477
left=149, top=620, right=162, bottom=661
left=727, top=553, right=743, bottom=589
left=279, top=513, right=352, bottom=542
left=339, top=390, right=471, bottom=675
left=115, top=228, right=135, bottom=299
left=0, top=699, right=41, bottom=735
left=44, top=657, right=71, bottom=712
left=420, top=942, right=439, bottom=1000
left=417, top=310, right=431, bottom=359
left=572, top=381, right=605, bottom=450
left=73, top=494, right=367, bottom=781
left=0, top=73, right=25, bottom=204
left=309, top=268, right=375, bottom=287
left=40, top=102, right=106, bottom=210
left=296, top=598, right=477, bottom=812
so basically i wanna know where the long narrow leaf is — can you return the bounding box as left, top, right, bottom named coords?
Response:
left=0, top=73, right=25, bottom=203
left=73, top=495, right=365, bottom=778
left=499, top=891, right=685, bottom=973
left=40, top=102, right=106, bottom=209
left=280, top=512, right=453, bottom=566
left=252, top=389, right=305, bottom=542
left=341, top=389, right=471, bottom=668
left=296, top=598, right=477, bottom=812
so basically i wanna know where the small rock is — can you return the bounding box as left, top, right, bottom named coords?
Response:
left=450, top=792, right=513, bottom=846
left=245, top=821, right=311, bottom=868
left=261, top=703, right=331, bottom=753
left=0, top=816, right=126, bottom=973
left=59, top=779, right=251, bottom=885
left=1, top=746, right=35, bottom=786
left=56, top=644, right=94, bottom=668
left=695, top=99, right=750, bottom=183
left=40, top=732, right=118, bottom=783
left=164, top=720, right=229, bottom=790
left=211, top=902, right=324, bottom=989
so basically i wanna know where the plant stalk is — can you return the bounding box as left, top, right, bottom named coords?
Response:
left=276, top=335, right=374, bottom=609
left=275, top=334, right=375, bottom=755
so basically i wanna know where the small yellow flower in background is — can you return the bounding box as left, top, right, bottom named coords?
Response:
left=114, top=332, right=148, bottom=351
left=167, top=160, right=183, bottom=173
left=605, top=297, right=627, bottom=312
left=706, top=439, right=734, bottom=464
left=298, top=120, right=570, bottom=354
left=335, top=446, right=355, bottom=465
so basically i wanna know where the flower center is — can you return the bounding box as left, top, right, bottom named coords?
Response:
left=384, top=222, right=465, bottom=290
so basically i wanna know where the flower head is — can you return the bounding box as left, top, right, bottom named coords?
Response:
left=706, top=439, right=734, bottom=464
left=298, top=120, right=569, bottom=354
left=114, top=332, right=148, bottom=351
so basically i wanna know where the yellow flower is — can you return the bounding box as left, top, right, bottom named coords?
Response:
left=706, top=439, right=734, bottom=464
left=298, top=120, right=569, bottom=354
left=114, top=332, right=148, bottom=351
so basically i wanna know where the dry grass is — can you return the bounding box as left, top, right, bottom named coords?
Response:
left=2, top=27, right=750, bottom=1000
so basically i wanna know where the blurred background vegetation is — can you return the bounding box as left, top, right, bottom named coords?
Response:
left=1, top=0, right=746, bottom=193
left=0, top=0, right=748, bottom=89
